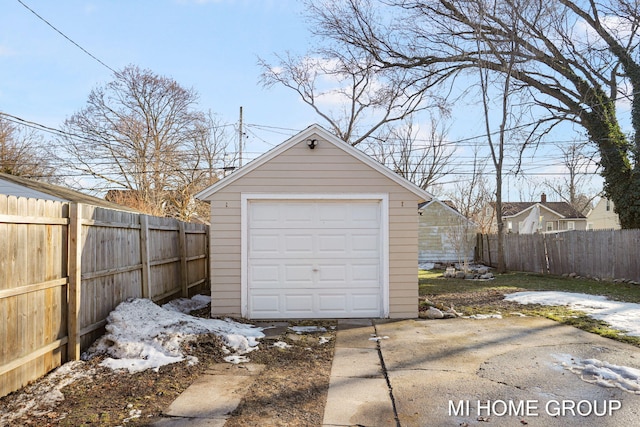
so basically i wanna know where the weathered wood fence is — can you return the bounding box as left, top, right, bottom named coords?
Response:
left=476, top=229, right=640, bottom=282
left=0, top=195, right=209, bottom=397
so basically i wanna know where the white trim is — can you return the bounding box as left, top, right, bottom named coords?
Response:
left=196, top=124, right=432, bottom=203
left=241, top=193, right=389, bottom=318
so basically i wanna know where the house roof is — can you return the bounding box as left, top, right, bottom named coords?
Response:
left=500, top=201, right=586, bottom=219
left=419, top=199, right=476, bottom=225
left=0, top=172, right=140, bottom=212
left=195, top=124, right=434, bottom=201
left=419, top=199, right=460, bottom=213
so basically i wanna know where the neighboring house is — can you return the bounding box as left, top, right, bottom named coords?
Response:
left=196, top=124, right=432, bottom=320
left=587, top=197, right=621, bottom=230
left=0, top=172, right=138, bottom=212
left=418, top=199, right=476, bottom=263
left=487, top=193, right=587, bottom=233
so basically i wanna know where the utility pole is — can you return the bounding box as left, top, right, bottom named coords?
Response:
left=238, top=106, right=243, bottom=168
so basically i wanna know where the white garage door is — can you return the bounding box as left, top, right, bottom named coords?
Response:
left=247, top=199, right=383, bottom=318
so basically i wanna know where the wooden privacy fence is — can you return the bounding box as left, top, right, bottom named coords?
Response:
left=0, top=195, right=209, bottom=398
left=476, top=229, right=640, bottom=282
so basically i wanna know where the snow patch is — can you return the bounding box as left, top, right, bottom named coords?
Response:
left=273, top=341, right=292, bottom=349
left=162, top=294, right=211, bottom=313
left=465, top=313, right=503, bottom=319
left=505, top=291, right=640, bottom=336
left=0, top=361, right=94, bottom=425
left=554, top=354, right=640, bottom=394
left=224, top=355, right=250, bottom=364
left=84, top=297, right=264, bottom=373
left=289, top=326, right=327, bottom=334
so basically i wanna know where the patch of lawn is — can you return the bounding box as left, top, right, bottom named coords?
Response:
left=419, top=270, right=640, bottom=303
left=419, top=270, right=640, bottom=347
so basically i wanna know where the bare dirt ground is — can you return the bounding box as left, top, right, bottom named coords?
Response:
left=0, top=306, right=336, bottom=427
left=421, top=288, right=530, bottom=315
left=0, top=290, right=543, bottom=427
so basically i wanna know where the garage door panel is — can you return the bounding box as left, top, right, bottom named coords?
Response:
left=284, top=265, right=314, bottom=285
left=247, top=199, right=383, bottom=318
left=351, top=203, right=380, bottom=227
left=317, top=234, right=347, bottom=254
left=250, top=232, right=281, bottom=255
left=284, top=234, right=314, bottom=254
left=249, top=265, right=280, bottom=285
left=250, top=294, right=281, bottom=315
left=284, top=294, right=314, bottom=313
left=317, top=264, right=347, bottom=282
left=352, top=233, right=380, bottom=254
left=283, top=206, right=315, bottom=227
left=352, top=293, right=381, bottom=311
left=351, top=263, right=380, bottom=282
left=318, top=294, right=347, bottom=311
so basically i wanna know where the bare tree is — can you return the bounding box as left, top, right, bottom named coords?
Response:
left=543, top=141, right=598, bottom=215
left=364, top=117, right=453, bottom=190
left=60, top=65, right=230, bottom=219
left=166, top=112, right=235, bottom=221
left=0, top=114, right=57, bottom=180
left=258, top=52, right=442, bottom=147
left=446, top=147, right=493, bottom=233
left=305, top=0, right=640, bottom=228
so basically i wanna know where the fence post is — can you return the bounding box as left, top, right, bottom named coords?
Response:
left=139, top=215, right=151, bottom=299
left=67, top=203, right=82, bottom=361
left=178, top=221, right=188, bottom=298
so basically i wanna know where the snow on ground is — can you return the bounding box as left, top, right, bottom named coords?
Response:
left=289, top=326, right=327, bottom=334
left=0, top=361, right=94, bottom=424
left=465, top=313, right=503, bottom=319
left=553, top=354, right=640, bottom=394
left=84, top=296, right=265, bottom=373
left=505, top=291, right=640, bottom=336
left=1, top=295, right=260, bottom=424
left=162, top=294, right=211, bottom=313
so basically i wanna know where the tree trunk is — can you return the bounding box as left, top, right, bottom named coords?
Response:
left=495, top=175, right=506, bottom=273
left=582, top=95, right=640, bottom=229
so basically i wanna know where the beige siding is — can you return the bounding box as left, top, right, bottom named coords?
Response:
left=587, top=198, right=621, bottom=230
left=207, top=136, right=421, bottom=318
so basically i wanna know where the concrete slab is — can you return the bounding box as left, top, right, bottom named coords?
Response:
left=153, top=363, right=264, bottom=426
left=334, top=319, right=378, bottom=349
left=164, top=374, right=254, bottom=419
left=322, top=377, right=396, bottom=426
left=322, top=319, right=396, bottom=426
left=330, top=347, right=382, bottom=378
left=152, top=417, right=226, bottom=427
left=375, top=318, right=640, bottom=426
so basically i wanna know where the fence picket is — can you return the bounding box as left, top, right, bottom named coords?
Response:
left=0, top=196, right=209, bottom=398
left=477, top=230, right=640, bottom=282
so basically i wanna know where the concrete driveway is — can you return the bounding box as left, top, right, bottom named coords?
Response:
left=323, top=317, right=640, bottom=426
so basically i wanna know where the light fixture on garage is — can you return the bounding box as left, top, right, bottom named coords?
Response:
left=307, top=139, right=317, bottom=149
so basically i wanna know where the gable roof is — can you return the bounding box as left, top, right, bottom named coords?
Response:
left=500, top=201, right=586, bottom=219
left=419, top=199, right=460, bottom=213
left=419, top=199, right=476, bottom=225
left=0, top=172, right=140, bottom=212
left=196, top=124, right=433, bottom=201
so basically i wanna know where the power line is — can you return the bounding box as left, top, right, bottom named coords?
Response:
left=16, top=0, right=116, bottom=73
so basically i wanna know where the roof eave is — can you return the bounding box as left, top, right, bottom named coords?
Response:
left=195, top=124, right=433, bottom=202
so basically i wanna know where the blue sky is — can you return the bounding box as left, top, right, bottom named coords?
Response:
left=1, top=0, right=609, bottom=201
left=1, top=0, right=318, bottom=155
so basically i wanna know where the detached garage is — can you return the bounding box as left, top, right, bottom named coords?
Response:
left=196, top=124, right=432, bottom=319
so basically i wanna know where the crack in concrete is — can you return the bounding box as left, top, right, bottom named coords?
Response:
left=373, top=322, right=401, bottom=427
